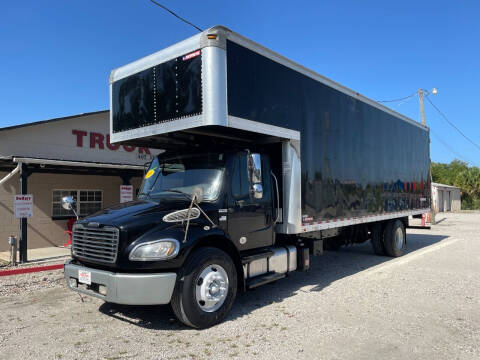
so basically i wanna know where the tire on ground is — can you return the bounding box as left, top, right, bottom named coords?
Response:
left=171, top=247, right=237, bottom=328
left=370, top=222, right=386, bottom=255
left=383, top=220, right=406, bottom=257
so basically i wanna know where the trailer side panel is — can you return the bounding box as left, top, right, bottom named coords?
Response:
left=226, top=40, right=431, bottom=223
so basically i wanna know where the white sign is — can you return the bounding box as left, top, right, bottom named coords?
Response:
left=14, top=194, right=33, bottom=218
left=120, top=185, right=133, bottom=203
left=78, top=269, right=91, bottom=285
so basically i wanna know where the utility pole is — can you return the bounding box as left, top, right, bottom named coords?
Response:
left=418, top=88, right=436, bottom=225
left=418, top=88, right=426, bottom=127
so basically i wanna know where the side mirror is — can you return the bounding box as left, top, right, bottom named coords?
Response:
left=249, top=153, right=262, bottom=184
left=62, top=196, right=79, bottom=220
left=252, top=183, right=263, bottom=199
left=248, top=153, right=263, bottom=199
left=62, top=196, right=75, bottom=211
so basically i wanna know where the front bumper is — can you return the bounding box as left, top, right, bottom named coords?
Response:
left=64, top=260, right=177, bottom=305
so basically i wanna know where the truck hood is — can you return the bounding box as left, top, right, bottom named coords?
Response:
left=76, top=196, right=195, bottom=239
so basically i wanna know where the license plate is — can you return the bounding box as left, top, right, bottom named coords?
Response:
left=78, top=270, right=91, bottom=285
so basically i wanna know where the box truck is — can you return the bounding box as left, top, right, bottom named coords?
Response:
left=64, top=26, right=431, bottom=328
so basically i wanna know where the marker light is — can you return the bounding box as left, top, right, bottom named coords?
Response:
left=207, top=34, right=217, bottom=40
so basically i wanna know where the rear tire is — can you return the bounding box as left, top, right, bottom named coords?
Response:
left=171, top=247, right=237, bottom=328
left=371, top=222, right=386, bottom=255
left=383, top=220, right=406, bottom=257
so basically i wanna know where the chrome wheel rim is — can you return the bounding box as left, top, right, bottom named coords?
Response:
left=195, top=264, right=229, bottom=313
left=395, top=227, right=404, bottom=250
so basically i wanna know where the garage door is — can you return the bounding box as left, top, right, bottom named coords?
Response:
left=438, top=190, right=444, bottom=212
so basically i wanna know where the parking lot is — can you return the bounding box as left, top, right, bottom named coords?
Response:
left=1, top=212, right=479, bottom=360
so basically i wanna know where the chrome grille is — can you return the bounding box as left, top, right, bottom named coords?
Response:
left=72, top=224, right=119, bottom=264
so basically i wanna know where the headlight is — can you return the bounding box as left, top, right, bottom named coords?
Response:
left=129, top=239, right=180, bottom=261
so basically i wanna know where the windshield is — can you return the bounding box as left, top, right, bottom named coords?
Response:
left=138, top=154, right=225, bottom=201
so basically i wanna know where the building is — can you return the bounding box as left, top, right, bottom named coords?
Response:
left=0, top=111, right=160, bottom=258
left=431, top=182, right=461, bottom=213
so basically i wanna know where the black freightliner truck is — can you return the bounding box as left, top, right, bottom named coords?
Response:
left=64, top=26, right=431, bottom=328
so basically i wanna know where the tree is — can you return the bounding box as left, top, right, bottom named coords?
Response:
left=455, top=167, right=480, bottom=198
left=432, top=160, right=480, bottom=210
left=431, top=159, right=468, bottom=185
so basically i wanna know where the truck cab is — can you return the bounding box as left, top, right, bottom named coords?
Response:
left=64, top=150, right=293, bottom=328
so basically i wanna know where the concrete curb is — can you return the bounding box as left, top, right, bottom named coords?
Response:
left=0, top=264, right=64, bottom=277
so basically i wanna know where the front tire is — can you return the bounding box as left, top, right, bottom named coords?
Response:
left=171, top=247, right=237, bottom=328
left=383, top=220, right=406, bottom=257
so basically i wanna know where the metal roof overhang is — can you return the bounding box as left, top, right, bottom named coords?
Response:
left=12, top=157, right=143, bottom=170
left=0, top=157, right=144, bottom=178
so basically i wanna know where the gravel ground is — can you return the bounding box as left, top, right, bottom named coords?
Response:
left=0, top=256, right=69, bottom=297
left=0, top=212, right=479, bottom=360
left=0, top=269, right=65, bottom=297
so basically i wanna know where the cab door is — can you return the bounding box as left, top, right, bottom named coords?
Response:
left=226, top=152, right=274, bottom=250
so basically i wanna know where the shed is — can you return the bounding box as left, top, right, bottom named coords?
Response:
left=431, top=182, right=461, bottom=213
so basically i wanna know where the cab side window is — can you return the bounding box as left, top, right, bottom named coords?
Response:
left=231, top=155, right=249, bottom=199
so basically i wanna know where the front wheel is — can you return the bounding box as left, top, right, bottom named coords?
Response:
left=171, top=247, right=237, bottom=328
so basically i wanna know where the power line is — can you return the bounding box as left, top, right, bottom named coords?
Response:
left=395, top=94, right=417, bottom=107
left=376, top=92, right=417, bottom=103
left=430, top=128, right=477, bottom=166
left=425, top=95, right=480, bottom=153
left=149, top=0, right=202, bottom=33
left=377, top=89, right=480, bottom=164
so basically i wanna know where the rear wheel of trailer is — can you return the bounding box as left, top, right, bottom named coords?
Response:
left=383, top=220, right=406, bottom=257
left=371, top=222, right=386, bottom=256
left=171, top=247, right=238, bottom=328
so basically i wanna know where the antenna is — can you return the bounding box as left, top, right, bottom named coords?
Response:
left=149, top=1, right=203, bottom=32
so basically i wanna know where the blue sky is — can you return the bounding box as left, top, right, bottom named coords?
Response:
left=1, top=1, right=479, bottom=165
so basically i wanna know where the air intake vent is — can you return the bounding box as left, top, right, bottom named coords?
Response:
left=163, top=208, right=200, bottom=223
left=72, top=224, right=119, bottom=264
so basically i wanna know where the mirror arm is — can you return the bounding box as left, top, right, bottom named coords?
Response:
left=71, top=207, right=79, bottom=221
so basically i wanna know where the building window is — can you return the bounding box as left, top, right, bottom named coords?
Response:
left=52, top=190, right=103, bottom=219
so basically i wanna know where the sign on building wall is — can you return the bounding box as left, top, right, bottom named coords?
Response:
left=72, top=129, right=155, bottom=162
left=0, top=112, right=163, bottom=166
left=120, top=185, right=133, bottom=203
left=14, top=194, right=33, bottom=218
